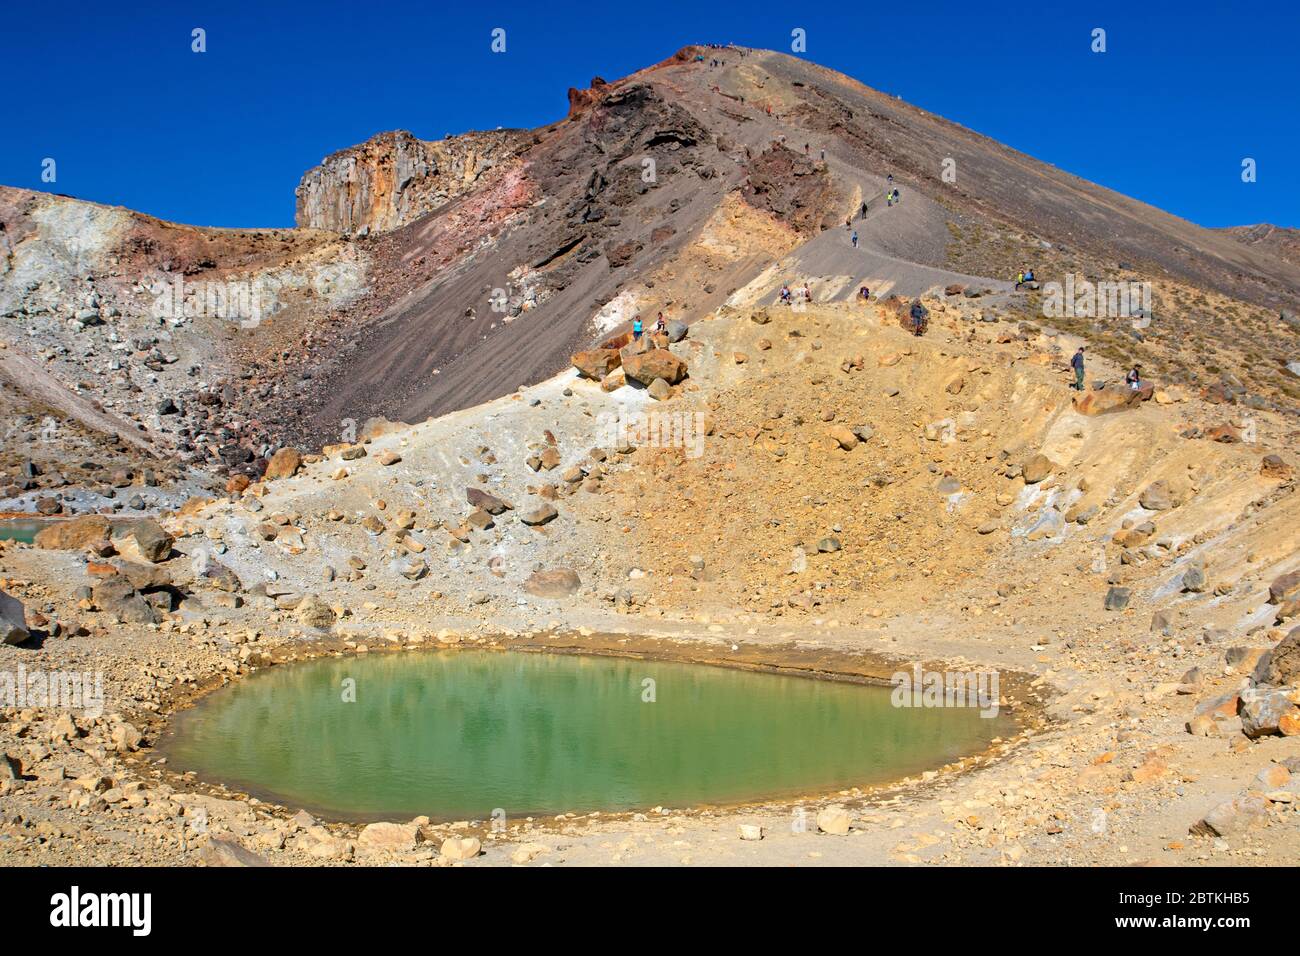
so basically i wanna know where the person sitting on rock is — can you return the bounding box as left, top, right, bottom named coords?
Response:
left=859, top=285, right=870, bottom=301
left=1024, top=268, right=1035, bottom=283
left=780, top=285, right=791, bottom=304
left=1126, top=365, right=1143, bottom=390
left=654, top=312, right=666, bottom=337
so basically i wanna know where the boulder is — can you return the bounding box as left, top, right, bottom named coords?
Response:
left=263, top=447, right=302, bottom=481
left=357, top=822, right=420, bottom=852
left=816, top=806, right=851, bottom=835
left=466, top=488, right=510, bottom=515
left=622, top=349, right=687, bottom=386
left=201, top=560, right=244, bottom=593
left=1253, top=626, right=1300, bottom=687
left=110, top=520, right=173, bottom=563
left=1205, top=425, right=1242, bottom=443
left=1261, top=454, right=1292, bottom=478
left=197, top=836, right=269, bottom=867
left=647, top=378, right=672, bottom=401
left=520, top=504, right=559, bottom=526
left=1139, top=481, right=1177, bottom=511
left=524, top=569, right=582, bottom=598
left=34, top=515, right=111, bottom=551
left=1191, top=796, right=1270, bottom=837
left=1269, top=571, right=1300, bottom=606
left=827, top=426, right=859, bottom=451
left=296, top=595, right=336, bottom=629
left=1022, top=454, right=1054, bottom=484
left=1072, top=384, right=1151, bottom=416
left=1104, top=586, right=1131, bottom=611
left=667, top=320, right=688, bottom=343
left=1240, top=686, right=1300, bottom=738
left=0, top=591, right=29, bottom=646
left=91, top=576, right=158, bottom=624
left=440, top=836, right=481, bottom=861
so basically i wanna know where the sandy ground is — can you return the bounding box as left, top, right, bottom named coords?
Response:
left=2, top=292, right=1296, bottom=868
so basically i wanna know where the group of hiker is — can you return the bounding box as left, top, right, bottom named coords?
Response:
left=1014, top=266, right=1036, bottom=290
left=779, top=283, right=812, bottom=306
left=1070, top=346, right=1145, bottom=392
left=631, top=312, right=668, bottom=342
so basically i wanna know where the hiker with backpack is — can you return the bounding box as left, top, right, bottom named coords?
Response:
left=1071, top=347, right=1085, bottom=391
left=909, top=300, right=929, bottom=336
left=851, top=230, right=858, bottom=249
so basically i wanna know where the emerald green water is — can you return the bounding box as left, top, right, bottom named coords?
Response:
left=162, top=651, right=1011, bottom=821
left=0, top=519, right=47, bottom=543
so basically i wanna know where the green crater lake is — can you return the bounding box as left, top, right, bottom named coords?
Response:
left=0, top=519, right=49, bottom=544
left=163, top=651, right=1012, bottom=820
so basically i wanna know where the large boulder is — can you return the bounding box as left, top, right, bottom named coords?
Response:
left=1191, top=796, right=1270, bottom=837
left=0, top=591, right=29, bottom=646
left=1269, top=570, right=1300, bottom=606
left=263, top=447, right=303, bottom=481
left=1073, top=384, right=1151, bottom=416
left=110, top=520, right=173, bottom=563
left=34, top=515, right=111, bottom=551
left=296, top=595, right=336, bottom=629
left=524, top=569, right=582, bottom=598
left=1240, top=686, right=1300, bottom=737
left=571, top=349, right=621, bottom=380
left=1253, top=626, right=1300, bottom=687
left=440, top=836, right=481, bottom=861
left=91, top=576, right=159, bottom=625
left=622, top=349, right=687, bottom=386
left=357, top=822, right=420, bottom=853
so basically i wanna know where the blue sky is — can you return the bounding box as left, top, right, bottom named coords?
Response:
left=3, top=0, right=1296, bottom=229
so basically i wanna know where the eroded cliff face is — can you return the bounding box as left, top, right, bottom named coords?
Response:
left=294, top=129, right=529, bottom=233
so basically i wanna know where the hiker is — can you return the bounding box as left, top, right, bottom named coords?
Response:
left=1070, top=347, right=1085, bottom=391
left=892, top=188, right=900, bottom=204
left=851, top=231, right=858, bottom=249
left=632, top=316, right=643, bottom=341
left=654, top=312, right=666, bottom=337
left=1126, top=365, right=1143, bottom=390
left=1015, top=270, right=1025, bottom=290
left=909, top=300, right=929, bottom=336
left=780, top=284, right=791, bottom=305
left=803, top=284, right=811, bottom=302
left=859, top=285, right=870, bottom=301
left=820, top=148, right=826, bottom=161
left=1024, top=267, right=1035, bottom=282
left=861, top=201, right=868, bottom=217
left=887, top=193, right=893, bottom=208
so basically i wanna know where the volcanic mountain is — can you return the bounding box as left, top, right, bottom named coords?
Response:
left=1, top=45, right=1297, bottom=470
